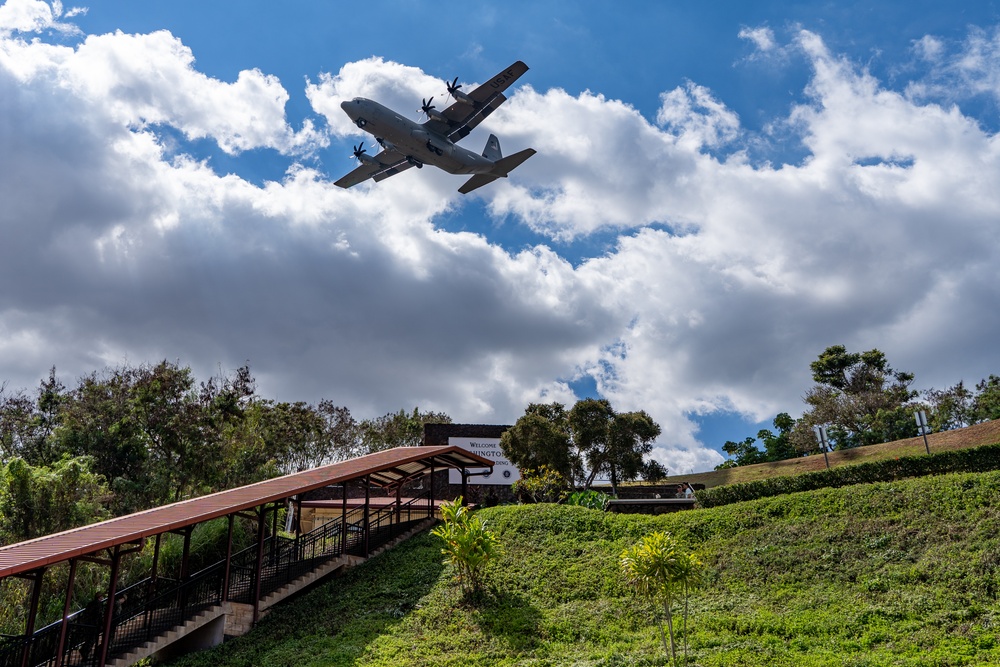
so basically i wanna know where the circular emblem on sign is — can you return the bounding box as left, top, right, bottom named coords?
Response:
left=503, top=470, right=512, bottom=478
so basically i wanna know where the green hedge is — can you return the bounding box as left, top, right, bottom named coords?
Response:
left=695, top=441, right=1000, bottom=508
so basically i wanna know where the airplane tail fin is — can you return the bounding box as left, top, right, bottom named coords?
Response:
left=458, top=148, right=536, bottom=194
left=482, top=134, right=502, bottom=161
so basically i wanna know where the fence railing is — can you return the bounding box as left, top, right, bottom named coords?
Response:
left=4, top=492, right=436, bottom=667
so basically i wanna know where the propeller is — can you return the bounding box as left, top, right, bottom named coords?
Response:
left=445, top=76, right=473, bottom=105
left=351, top=143, right=368, bottom=160
left=418, top=97, right=436, bottom=118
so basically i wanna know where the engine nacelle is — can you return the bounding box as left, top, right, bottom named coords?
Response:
left=425, top=107, right=448, bottom=123
left=450, top=88, right=474, bottom=105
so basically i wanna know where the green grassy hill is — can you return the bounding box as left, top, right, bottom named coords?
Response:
left=661, top=418, right=1000, bottom=489
left=171, top=470, right=1000, bottom=666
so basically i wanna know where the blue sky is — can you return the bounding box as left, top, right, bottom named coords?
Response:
left=2, top=0, right=1000, bottom=472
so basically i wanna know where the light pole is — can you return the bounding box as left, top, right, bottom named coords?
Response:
left=915, top=409, right=931, bottom=455
left=813, top=425, right=831, bottom=469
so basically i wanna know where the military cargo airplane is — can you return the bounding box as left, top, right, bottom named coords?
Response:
left=335, top=60, right=536, bottom=194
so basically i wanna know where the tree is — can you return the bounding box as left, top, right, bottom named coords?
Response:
left=570, top=399, right=662, bottom=493
left=131, top=361, right=217, bottom=502
left=0, top=456, right=110, bottom=544
left=715, top=436, right=765, bottom=470
left=620, top=531, right=702, bottom=666
left=715, top=413, right=797, bottom=469
left=641, top=459, right=669, bottom=482
left=758, top=412, right=797, bottom=461
left=316, top=400, right=360, bottom=462
left=923, top=381, right=975, bottom=431
left=800, top=345, right=917, bottom=449
left=358, top=407, right=451, bottom=453
left=973, top=375, right=1000, bottom=423
left=499, top=403, right=575, bottom=483
left=53, top=367, right=155, bottom=513
left=501, top=400, right=662, bottom=492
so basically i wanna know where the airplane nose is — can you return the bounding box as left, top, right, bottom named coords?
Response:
left=340, top=100, right=351, bottom=111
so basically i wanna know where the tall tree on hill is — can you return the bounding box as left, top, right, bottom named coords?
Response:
left=794, top=345, right=918, bottom=451
left=502, top=399, right=662, bottom=492
left=570, top=399, right=661, bottom=493
left=499, top=402, right=575, bottom=483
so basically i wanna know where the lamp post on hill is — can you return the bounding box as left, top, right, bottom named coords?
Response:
left=813, top=425, right=831, bottom=469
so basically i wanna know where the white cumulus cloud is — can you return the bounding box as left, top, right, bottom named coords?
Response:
left=2, top=19, right=1000, bottom=475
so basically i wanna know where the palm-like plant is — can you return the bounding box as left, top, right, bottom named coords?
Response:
left=620, top=531, right=702, bottom=666
left=431, top=497, right=498, bottom=593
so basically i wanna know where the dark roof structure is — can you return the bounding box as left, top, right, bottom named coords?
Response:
left=0, top=445, right=492, bottom=580
left=423, top=423, right=510, bottom=446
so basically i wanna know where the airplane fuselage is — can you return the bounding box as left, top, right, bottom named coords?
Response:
left=340, top=98, right=496, bottom=175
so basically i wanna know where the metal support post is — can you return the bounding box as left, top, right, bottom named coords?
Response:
left=252, top=506, right=266, bottom=625
left=143, top=533, right=163, bottom=640
left=363, top=475, right=371, bottom=557
left=429, top=465, right=435, bottom=518
left=54, top=559, right=78, bottom=667
left=222, top=515, right=234, bottom=602
left=341, top=483, right=348, bottom=555
left=395, top=484, right=402, bottom=525
left=97, top=546, right=123, bottom=667
left=20, top=568, right=46, bottom=667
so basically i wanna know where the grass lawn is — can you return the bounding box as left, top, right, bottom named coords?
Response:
left=657, top=419, right=1000, bottom=489
left=169, top=466, right=1000, bottom=666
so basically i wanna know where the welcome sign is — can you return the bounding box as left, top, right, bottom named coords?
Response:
left=447, top=437, right=521, bottom=485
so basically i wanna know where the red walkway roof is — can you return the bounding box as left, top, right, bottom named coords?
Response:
left=0, top=445, right=493, bottom=579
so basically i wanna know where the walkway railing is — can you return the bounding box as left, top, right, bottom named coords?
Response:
left=1, top=491, right=436, bottom=667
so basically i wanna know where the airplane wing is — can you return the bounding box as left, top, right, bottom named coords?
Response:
left=334, top=149, right=413, bottom=188
left=423, top=60, right=529, bottom=142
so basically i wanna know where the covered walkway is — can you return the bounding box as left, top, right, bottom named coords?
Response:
left=0, top=445, right=492, bottom=667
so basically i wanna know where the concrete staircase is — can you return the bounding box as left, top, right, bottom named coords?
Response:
left=107, top=605, right=227, bottom=667
left=107, top=517, right=439, bottom=666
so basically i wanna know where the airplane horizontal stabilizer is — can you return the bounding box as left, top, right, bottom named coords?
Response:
left=492, top=148, right=536, bottom=176
left=458, top=148, right=536, bottom=194
left=458, top=173, right=499, bottom=194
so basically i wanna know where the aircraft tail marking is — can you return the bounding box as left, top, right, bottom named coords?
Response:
left=482, top=134, right=502, bottom=161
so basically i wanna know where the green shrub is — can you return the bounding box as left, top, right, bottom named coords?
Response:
left=566, top=489, right=612, bottom=510
left=620, top=531, right=702, bottom=666
left=511, top=465, right=568, bottom=503
left=430, top=497, right=498, bottom=593
left=697, top=441, right=1000, bottom=508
